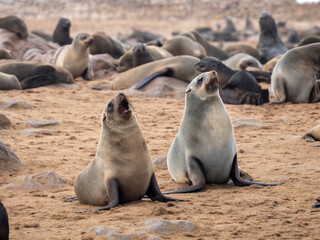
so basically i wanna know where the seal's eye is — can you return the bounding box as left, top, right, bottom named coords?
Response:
left=197, top=77, right=204, bottom=86
left=107, top=100, right=114, bottom=112
left=80, top=35, right=87, bottom=41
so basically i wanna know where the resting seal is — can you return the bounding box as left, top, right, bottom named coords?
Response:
left=0, top=15, right=28, bottom=39
left=271, top=43, right=320, bottom=103
left=53, top=33, right=94, bottom=80
left=0, top=49, right=13, bottom=60
left=132, top=42, right=155, bottom=67
left=166, top=71, right=277, bottom=193
left=301, top=124, right=320, bottom=142
left=258, top=12, right=287, bottom=64
left=0, top=72, right=21, bottom=90
left=298, top=35, right=320, bottom=47
left=73, top=93, right=178, bottom=212
left=0, top=201, right=9, bottom=240
left=223, top=53, right=262, bottom=70
left=223, top=43, right=260, bottom=60
left=52, top=18, right=73, bottom=46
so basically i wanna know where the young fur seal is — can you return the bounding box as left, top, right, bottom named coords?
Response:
left=73, top=93, right=179, bottom=212
left=271, top=43, right=320, bottom=103
left=52, top=18, right=73, bottom=46
left=0, top=201, right=9, bottom=240
left=166, top=71, right=277, bottom=193
left=53, top=33, right=94, bottom=80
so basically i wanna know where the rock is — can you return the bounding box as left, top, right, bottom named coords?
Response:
left=0, top=113, right=11, bottom=129
left=0, top=99, right=33, bottom=109
left=232, top=117, right=273, bottom=129
left=152, top=155, right=167, bottom=169
left=0, top=140, right=24, bottom=172
left=22, top=129, right=57, bottom=137
left=90, top=226, right=144, bottom=240
left=144, top=219, right=196, bottom=235
left=5, top=171, right=66, bottom=190
left=25, top=120, right=60, bottom=128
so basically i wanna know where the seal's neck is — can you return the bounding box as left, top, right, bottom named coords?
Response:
left=72, top=41, right=89, bottom=55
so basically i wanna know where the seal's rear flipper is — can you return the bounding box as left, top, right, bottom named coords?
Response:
left=230, top=154, right=278, bottom=186
left=75, top=178, right=120, bottom=213
left=312, top=199, right=320, bottom=208
left=134, top=67, right=174, bottom=89
left=163, top=157, right=206, bottom=194
left=20, top=74, right=52, bottom=89
left=248, top=71, right=271, bottom=83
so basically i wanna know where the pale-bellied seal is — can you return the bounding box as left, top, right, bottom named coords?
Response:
left=271, top=43, right=320, bottom=103
left=73, top=93, right=178, bottom=212
left=0, top=49, right=13, bottom=60
left=53, top=33, right=94, bottom=80
left=52, top=18, right=73, bottom=46
left=312, top=199, right=320, bottom=208
left=0, top=15, right=28, bottom=39
left=258, top=12, right=287, bottom=64
left=117, top=45, right=172, bottom=73
left=301, top=124, right=320, bottom=142
left=0, top=72, right=21, bottom=90
left=132, top=42, right=155, bottom=67
left=222, top=53, right=262, bottom=71
left=112, top=56, right=201, bottom=90
left=0, top=201, right=9, bottom=240
left=0, top=62, right=74, bottom=89
left=223, top=43, right=260, bottom=60
left=90, top=32, right=125, bottom=59
left=162, top=36, right=206, bottom=59
left=297, top=35, right=320, bottom=47
left=181, top=31, right=230, bottom=60
left=263, top=55, right=282, bottom=73
left=166, top=71, right=277, bottom=194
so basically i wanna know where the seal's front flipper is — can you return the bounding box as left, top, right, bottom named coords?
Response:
left=312, top=199, right=320, bottom=208
left=146, top=173, right=182, bottom=201
left=134, top=67, right=174, bottom=89
left=164, top=157, right=206, bottom=194
left=248, top=71, right=271, bottom=83
left=230, top=154, right=278, bottom=187
left=75, top=178, right=120, bottom=213
left=65, top=197, right=78, bottom=201
left=20, top=74, right=52, bottom=89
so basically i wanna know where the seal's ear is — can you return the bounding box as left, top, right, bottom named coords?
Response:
left=186, top=84, right=192, bottom=94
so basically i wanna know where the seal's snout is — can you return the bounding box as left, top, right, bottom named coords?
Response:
left=85, top=37, right=93, bottom=46
left=205, top=71, right=219, bottom=92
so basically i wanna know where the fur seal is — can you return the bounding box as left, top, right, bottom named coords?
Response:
left=53, top=33, right=94, bottom=80
left=132, top=42, right=155, bottom=67
left=297, top=35, right=320, bottom=47
left=181, top=31, right=230, bottom=60
left=301, top=124, right=320, bottom=142
left=73, top=93, right=178, bottom=212
left=0, top=49, right=13, bottom=60
left=166, top=71, right=277, bottom=193
left=162, top=36, right=206, bottom=59
left=271, top=43, right=320, bottom=103
left=263, top=55, right=282, bottom=73
left=52, top=18, right=73, bottom=46
left=117, top=45, right=172, bottom=73
left=312, top=199, right=320, bottom=208
left=0, top=201, right=9, bottom=240
left=112, top=56, right=201, bottom=90
left=0, top=62, right=74, bottom=89
left=258, top=12, right=287, bottom=64
left=90, top=32, right=125, bottom=59
left=0, top=72, right=21, bottom=90
left=223, top=43, right=260, bottom=60
left=222, top=53, right=262, bottom=71
left=0, top=15, right=28, bottom=39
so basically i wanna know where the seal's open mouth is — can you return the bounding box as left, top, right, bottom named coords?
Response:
left=118, top=97, right=131, bottom=115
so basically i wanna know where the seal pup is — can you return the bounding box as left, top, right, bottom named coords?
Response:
left=132, top=42, right=155, bottom=67
left=52, top=18, right=73, bottom=46
left=222, top=53, right=262, bottom=71
left=166, top=71, right=277, bottom=194
left=53, top=33, right=94, bottom=80
left=0, top=15, right=28, bottom=39
left=301, top=124, right=320, bottom=142
left=312, top=199, right=320, bottom=208
left=271, top=43, right=320, bottom=103
left=73, top=93, right=178, bottom=212
left=0, top=201, right=9, bottom=240
left=258, top=12, right=287, bottom=64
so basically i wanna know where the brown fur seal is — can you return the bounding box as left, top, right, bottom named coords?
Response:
left=0, top=49, right=13, bottom=59
left=132, top=42, right=155, bottom=67
left=112, top=56, right=201, bottom=90
left=73, top=93, right=178, bottom=212
left=162, top=36, right=206, bottom=59
left=0, top=62, right=74, bottom=89
left=0, top=201, right=9, bottom=240
left=258, top=12, right=287, bottom=64
left=301, top=124, right=320, bottom=142
left=117, top=45, right=172, bottom=73
left=223, top=53, right=262, bottom=70
left=53, top=33, right=94, bottom=80
left=0, top=72, right=21, bottom=90
left=263, top=55, right=282, bottom=73
left=271, top=43, right=320, bottom=103
left=297, top=35, right=320, bottom=47
left=166, top=71, right=277, bottom=194
left=52, top=18, right=73, bottom=46
left=181, top=31, right=230, bottom=60
left=0, top=15, right=28, bottom=39
left=223, top=43, right=260, bottom=60
left=90, top=32, right=126, bottom=59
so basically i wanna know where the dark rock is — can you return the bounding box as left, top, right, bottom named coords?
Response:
left=0, top=140, right=24, bottom=172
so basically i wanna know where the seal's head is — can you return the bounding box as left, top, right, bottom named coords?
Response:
left=4, top=15, right=28, bottom=39
left=195, top=57, right=220, bottom=72
left=57, top=18, right=71, bottom=30
left=259, top=11, right=277, bottom=36
left=186, top=71, right=220, bottom=100
left=133, top=42, right=147, bottom=56
left=74, top=33, right=93, bottom=48
left=103, top=93, right=133, bottom=126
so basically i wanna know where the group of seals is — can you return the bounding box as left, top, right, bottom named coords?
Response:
left=0, top=201, right=9, bottom=240
left=73, top=93, right=178, bottom=212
